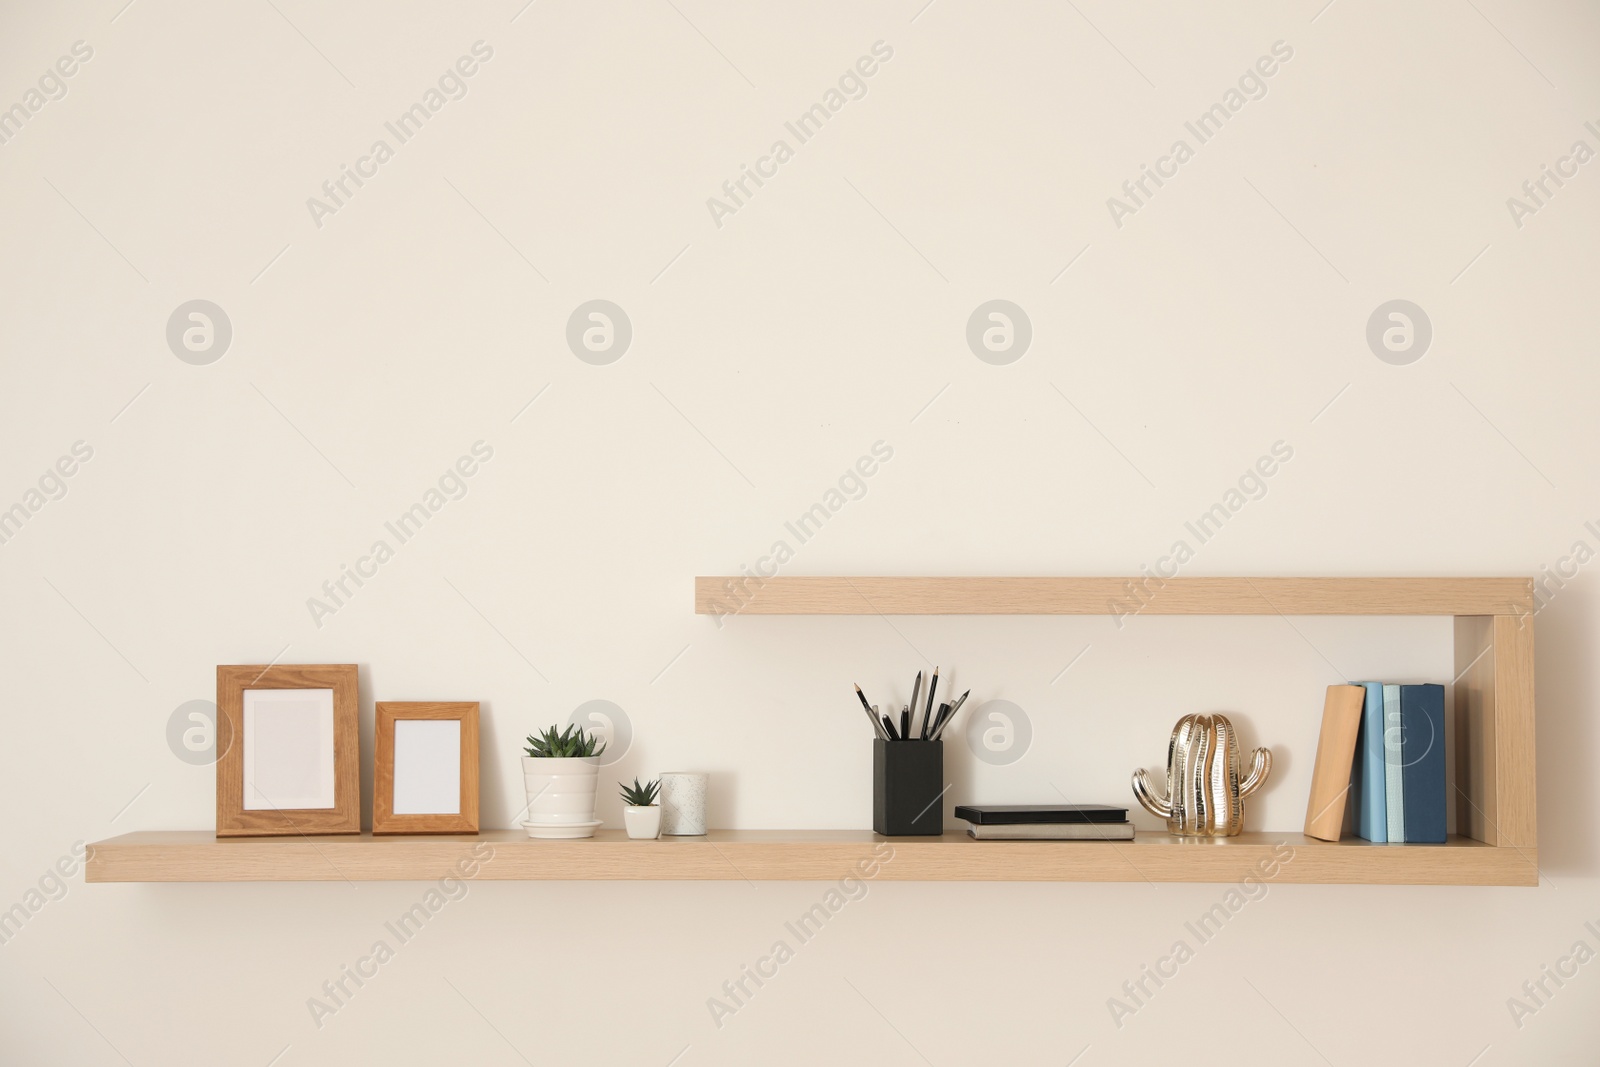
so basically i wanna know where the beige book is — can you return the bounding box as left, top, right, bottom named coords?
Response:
left=1304, top=684, right=1367, bottom=841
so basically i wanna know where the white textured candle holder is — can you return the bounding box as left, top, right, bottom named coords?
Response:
left=659, top=772, right=708, bottom=835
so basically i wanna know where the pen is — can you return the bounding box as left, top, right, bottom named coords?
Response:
left=921, top=667, right=939, bottom=739
left=900, top=704, right=911, bottom=741
left=931, top=689, right=970, bottom=741
left=883, top=713, right=901, bottom=741
left=931, top=693, right=965, bottom=740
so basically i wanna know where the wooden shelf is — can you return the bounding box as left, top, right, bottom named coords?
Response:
left=85, top=830, right=1536, bottom=886
left=86, top=578, right=1535, bottom=888
left=685, top=575, right=1539, bottom=887
left=694, top=576, right=1534, bottom=616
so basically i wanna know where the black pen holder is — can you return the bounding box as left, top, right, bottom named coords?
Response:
left=873, top=739, right=944, bottom=836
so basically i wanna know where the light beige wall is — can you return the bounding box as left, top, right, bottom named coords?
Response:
left=2, top=0, right=1597, bottom=1063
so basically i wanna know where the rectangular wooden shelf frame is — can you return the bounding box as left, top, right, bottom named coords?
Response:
left=689, top=575, right=1537, bottom=885
left=84, top=578, right=1536, bottom=885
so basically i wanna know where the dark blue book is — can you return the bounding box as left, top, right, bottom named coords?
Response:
left=1399, top=684, right=1447, bottom=844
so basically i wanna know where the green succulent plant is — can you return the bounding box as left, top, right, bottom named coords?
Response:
left=618, top=777, right=660, bottom=807
left=523, top=724, right=608, bottom=759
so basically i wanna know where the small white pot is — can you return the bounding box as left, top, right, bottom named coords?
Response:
left=522, top=756, right=599, bottom=838
left=623, top=805, right=661, bottom=840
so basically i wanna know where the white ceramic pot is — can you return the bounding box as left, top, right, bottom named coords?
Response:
left=623, top=805, right=661, bottom=840
left=659, top=772, right=708, bottom=835
left=522, top=756, right=599, bottom=838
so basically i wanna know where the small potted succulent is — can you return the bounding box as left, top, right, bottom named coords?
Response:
left=521, top=725, right=607, bottom=839
left=619, top=778, right=661, bottom=840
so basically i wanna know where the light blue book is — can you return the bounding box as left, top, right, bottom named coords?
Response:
left=1383, top=684, right=1406, bottom=843
left=1351, top=681, right=1386, bottom=842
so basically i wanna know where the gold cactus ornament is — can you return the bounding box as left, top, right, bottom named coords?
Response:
left=1132, top=713, right=1272, bottom=837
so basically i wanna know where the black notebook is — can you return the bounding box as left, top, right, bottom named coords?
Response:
left=954, top=804, right=1127, bottom=826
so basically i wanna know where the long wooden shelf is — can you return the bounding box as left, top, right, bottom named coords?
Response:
left=693, top=576, right=1534, bottom=616
left=88, top=577, right=1533, bottom=888
left=84, top=830, right=1537, bottom=886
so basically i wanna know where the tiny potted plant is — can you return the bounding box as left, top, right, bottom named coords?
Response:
left=521, top=724, right=607, bottom=839
left=619, top=777, right=661, bottom=840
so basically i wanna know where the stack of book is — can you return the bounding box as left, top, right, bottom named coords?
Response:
left=1352, top=682, right=1446, bottom=843
left=954, top=804, right=1133, bottom=840
left=1302, top=682, right=1446, bottom=844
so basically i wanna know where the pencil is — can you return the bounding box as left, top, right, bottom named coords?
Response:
left=855, top=693, right=887, bottom=739
left=921, top=667, right=939, bottom=739
left=907, top=671, right=922, bottom=738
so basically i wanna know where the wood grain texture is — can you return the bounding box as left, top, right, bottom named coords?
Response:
left=215, top=664, right=360, bottom=837
left=1303, top=685, right=1366, bottom=841
left=373, top=702, right=479, bottom=835
left=695, top=576, right=1535, bottom=617
left=84, top=829, right=1537, bottom=886
left=1492, top=615, right=1537, bottom=848
left=1455, top=616, right=1497, bottom=844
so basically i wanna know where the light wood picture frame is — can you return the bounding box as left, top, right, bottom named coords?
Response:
left=216, top=664, right=360, bottom=837
left=373, top=702, right=479, bottom=835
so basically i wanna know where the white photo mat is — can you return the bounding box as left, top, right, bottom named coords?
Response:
left=391, top=719, right=462, bottom=815
left=242, top=688, right=336, bottom=810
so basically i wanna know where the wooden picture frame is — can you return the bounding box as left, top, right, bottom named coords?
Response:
left=373, top=702, right=479, bottom=835
left=216, top=664, right=360, bottom=837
